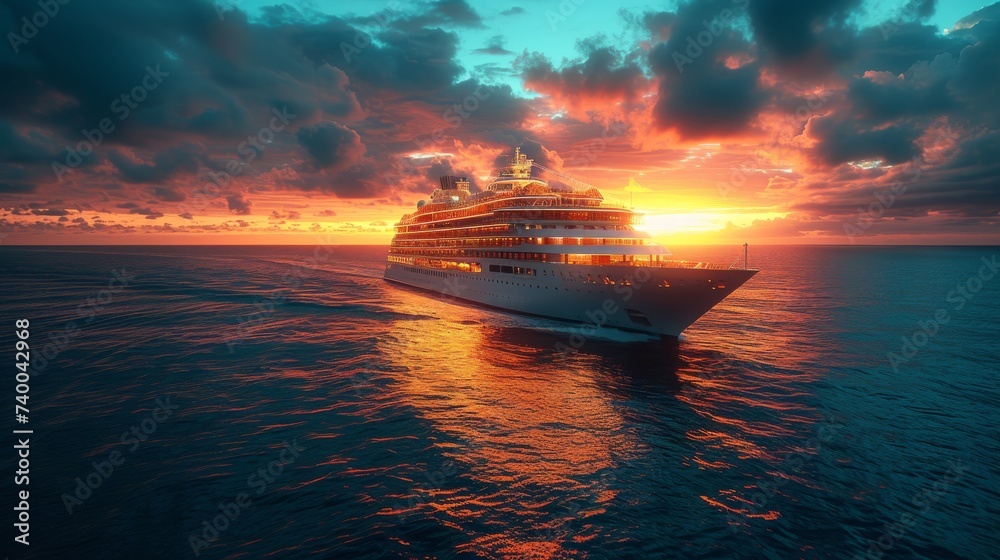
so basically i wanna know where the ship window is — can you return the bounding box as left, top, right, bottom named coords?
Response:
left=489, top=265, right=501, bottom=272
left=501, top=265, right=513, bottom=273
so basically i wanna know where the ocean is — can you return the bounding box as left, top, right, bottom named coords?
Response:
left=1, top=245, right=998, bottom=559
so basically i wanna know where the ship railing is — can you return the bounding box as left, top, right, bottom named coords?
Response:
left=398, top=193, right=630, bottom=225
left=563, top=260, right=738, bottom=270
left=651, top=260, right=733, bottom=270
left=598, top=201, right=630, bottom=209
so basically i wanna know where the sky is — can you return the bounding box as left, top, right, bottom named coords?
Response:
left=1, top=0, right=998, bottom=245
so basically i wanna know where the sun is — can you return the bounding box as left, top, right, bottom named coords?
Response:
left=640, top=212, right=731, bottom=235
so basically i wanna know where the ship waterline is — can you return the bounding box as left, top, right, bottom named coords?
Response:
left=384, top=147, right=758, bottom=337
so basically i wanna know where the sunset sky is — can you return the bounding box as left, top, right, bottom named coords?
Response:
left=1, top=0, right=998, bottom=245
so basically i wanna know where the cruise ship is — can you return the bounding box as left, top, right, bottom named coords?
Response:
left=384, top=148, right=758, bottom=338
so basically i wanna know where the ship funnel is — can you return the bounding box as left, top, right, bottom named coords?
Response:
left=439, top=175, right=468, bottom=190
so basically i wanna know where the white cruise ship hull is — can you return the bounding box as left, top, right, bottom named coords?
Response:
left=384, top=260, right=757, bottom=338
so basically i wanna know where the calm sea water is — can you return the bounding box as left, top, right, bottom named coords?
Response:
left=1, top=245, right=998, bottom=560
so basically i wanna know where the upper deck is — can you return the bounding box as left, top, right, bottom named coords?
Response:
left=396, top=148, right=631, bottom=228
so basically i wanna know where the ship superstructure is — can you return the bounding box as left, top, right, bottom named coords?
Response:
left=383, top=148, right=757, bottom=337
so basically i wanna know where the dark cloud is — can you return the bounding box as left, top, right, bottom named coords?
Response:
left=474, top=36, right=513, bottom=55
left=652, top=62, right=766, bottom=139
left=296, top=122, right=365, bottom=171
left=424, top=157, right=480, bottom=192
left=519, top=45, right=647, bottom=108
left=643, top=0, right=768, bottom=138
left=639, top=11, right=676, bottom=39
left=812, top=15, right=1000, bottom=150
left=0, top=0, right=427, bottom=206
left=269, top=210, right=301, bottom=220
left=845, top=22, right=961, bottom=76
left=294, top=21, right=464, bottom=93
left=226, top=194, right=253, bottom=215
left=472, top=62, right=517, bottom=82
left=789, top=130, right=1000, bottom=223
left=904, top=0, right=936, bottom=21
left=390, top=0, right=484, bottom=30
left=108, top=145, right=200, bottom=184
left=152, top=186, right=187, bottom=202
left=745, top=0, right=860, bottom=73
left=129, top=207, right=165, bottom=219
left=807, top=116, right=922, bottom=166
left=951, top=20, right=1000, bottom=126
left=499, top=7, right=525, bottom=16
left=31, top=208, right=71, bottom=216
left=0, top=123, right=55, bottom=164
left=846, top=69, right=955, bottom=124
left=953, top=3, right=1000, bottom=30
left=0, top=182, right=35, bottom=194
